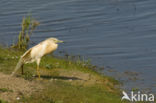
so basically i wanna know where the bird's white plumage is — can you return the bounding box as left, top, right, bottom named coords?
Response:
left=25, top=39, right=58, bottom=63
left=11, top=37, right=63, bottom=78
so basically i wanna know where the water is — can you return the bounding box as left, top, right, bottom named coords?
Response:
left=0, top=0, right=156, bottom=92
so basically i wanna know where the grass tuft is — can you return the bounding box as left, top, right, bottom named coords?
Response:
left=0, top=99, right=8, bottom=103
left=12, top=15, right=39, bottom=50
left=0, top=88, right=13, bottom=93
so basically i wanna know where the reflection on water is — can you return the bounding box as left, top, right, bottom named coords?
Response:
left=0, top=0, right=156, bottom=92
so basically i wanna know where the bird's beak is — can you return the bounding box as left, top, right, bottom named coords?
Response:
left=57, top=40, right=64, bottom=43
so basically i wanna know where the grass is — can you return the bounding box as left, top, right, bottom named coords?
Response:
left=19, top=81, right=122, bottom=103
left=0, top=88, right=13, bottom=93
left=0, top=46, right=125, bottom=103
left=0, top=99, right=8, bottom=103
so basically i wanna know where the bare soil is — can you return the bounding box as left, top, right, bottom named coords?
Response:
left=0, top=73, right=43, bottom=102
left=0, top=69, right=115, bottom=102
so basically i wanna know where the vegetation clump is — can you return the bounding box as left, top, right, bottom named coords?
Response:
left=0, top=88, right=12, bottom=93
left=0, top=99, right=8, bottom=103
left=12, top=15, right=39, bottom=50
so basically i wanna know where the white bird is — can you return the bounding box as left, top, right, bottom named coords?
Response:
left=11, top=37, right=63, bottom=79
left=121, top=91, right=131, bottom=101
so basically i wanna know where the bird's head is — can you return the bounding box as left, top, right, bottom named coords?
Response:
left=49, top=38, right=64, bottom=44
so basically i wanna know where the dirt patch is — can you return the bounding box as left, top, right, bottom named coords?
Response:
left=0, top=73, right=43, bottom=102
left=0, top=69, right=117, bottom=102
left=41, top=69, right=114, bottom=90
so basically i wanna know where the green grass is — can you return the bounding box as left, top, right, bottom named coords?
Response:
left=19, top=81, right=123, bottom=103
left=0, top=88, right=13, bottom=93
left=0, top=99, right=8, bottom=103
left=0, top=47, right=124, bottom=103
left=0, top=47, right=23, bottom=74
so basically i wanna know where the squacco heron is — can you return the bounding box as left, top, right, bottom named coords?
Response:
left=11, top=37, right=63, bottom=78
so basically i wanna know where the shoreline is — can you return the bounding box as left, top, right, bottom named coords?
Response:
left=0, top=46, right=122, bottom=103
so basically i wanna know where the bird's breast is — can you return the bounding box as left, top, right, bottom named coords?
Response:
left=44, top=43, right=58, bottom=55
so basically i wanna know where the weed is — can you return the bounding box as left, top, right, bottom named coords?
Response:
left=0, top=88, right=13, bottom=93
left=22, top=71, right=34, bottom=80
left=12, top=15, right=39, bottom=50
left=0, top=99, right=8, bottom=103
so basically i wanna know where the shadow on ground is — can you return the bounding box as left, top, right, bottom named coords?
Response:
left=40, top=75, right=82, bottom=80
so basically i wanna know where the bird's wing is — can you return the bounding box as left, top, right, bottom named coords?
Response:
left=21, top=48, right=32, bottom=62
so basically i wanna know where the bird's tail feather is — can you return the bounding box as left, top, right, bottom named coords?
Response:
left=11, top=58, right=23, bottom=76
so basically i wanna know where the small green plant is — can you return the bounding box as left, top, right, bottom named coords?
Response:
left=12, top=15, right=40, bottom=50
left=0, top=99, right=8, bottom=103
left=0, top=88, right=13, bottom=93
left=22, top=71, right=34, bottom=81
left=46, top=64, right=54, bottom=69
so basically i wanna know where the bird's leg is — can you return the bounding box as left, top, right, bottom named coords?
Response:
left=36, top=59, right=41, bottom=79
left=37, top=64, right=40, bottom=79
left=21, top=64, right=24, bottom=75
